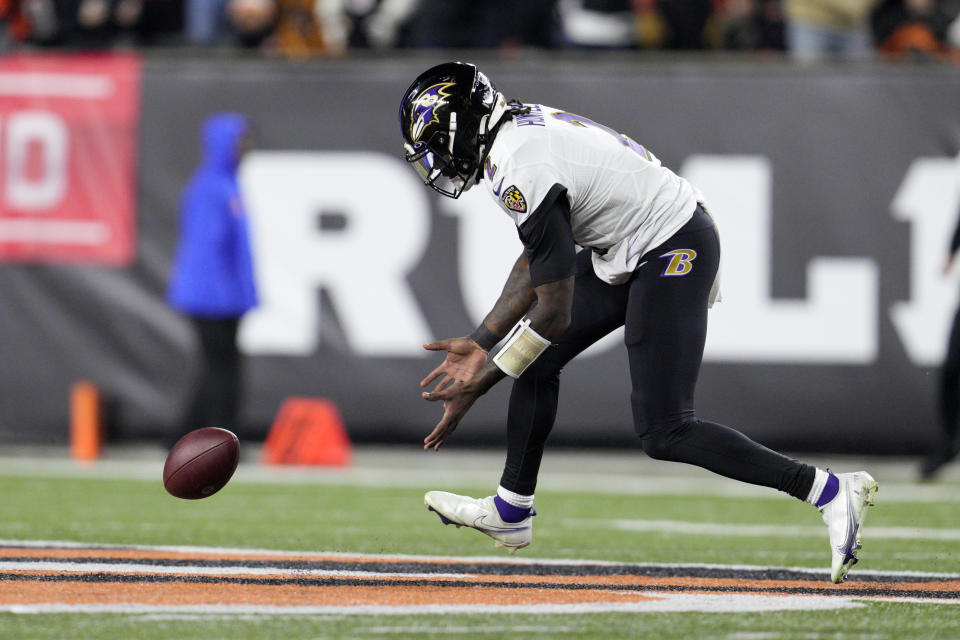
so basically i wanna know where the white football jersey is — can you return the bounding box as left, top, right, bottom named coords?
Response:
left=481, top=104, right=699, bottom=284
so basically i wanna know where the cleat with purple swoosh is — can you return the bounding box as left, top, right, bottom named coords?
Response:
left=819, top=471, right=878, bottom=583
left=424, top=491, right=534, bottom=553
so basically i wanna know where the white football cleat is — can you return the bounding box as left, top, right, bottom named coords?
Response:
left=819, top=471, right=879, bottom=583
left=424, top=491, right=534, bottom=553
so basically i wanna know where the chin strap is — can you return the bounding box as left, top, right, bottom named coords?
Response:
left=473, top=92, right=516, bottom=184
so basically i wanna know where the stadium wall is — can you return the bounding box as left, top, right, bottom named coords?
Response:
left=1, top=55, right=958, bottom=453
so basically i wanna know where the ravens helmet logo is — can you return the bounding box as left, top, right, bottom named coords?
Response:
left=409, top=82, right=455, bottom=143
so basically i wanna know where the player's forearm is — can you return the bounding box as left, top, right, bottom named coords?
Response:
left=467, top=275, right=572, bottom=393
left=525, top=278, right=573, bottom=342
left=479, top=252, right=537, bottom=339
left=464, top=361, right=508, bottom=396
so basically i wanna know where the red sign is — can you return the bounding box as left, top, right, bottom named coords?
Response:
left=0, top=54, right=141, bottom=266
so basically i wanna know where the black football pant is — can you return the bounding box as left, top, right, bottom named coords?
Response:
left=499, top=206, right=815, bottom=499
left=182, top=316, right=242, bottom=433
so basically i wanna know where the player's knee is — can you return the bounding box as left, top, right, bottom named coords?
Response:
left=639, top=417, right=697, bottom=461
left=640, top=433, right=676, bottom=461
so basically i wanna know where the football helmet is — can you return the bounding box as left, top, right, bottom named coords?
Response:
left=399, top=62, right=509, bottom=198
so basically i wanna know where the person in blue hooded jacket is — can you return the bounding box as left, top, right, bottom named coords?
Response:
left=167, top=113, right=258, bottom=434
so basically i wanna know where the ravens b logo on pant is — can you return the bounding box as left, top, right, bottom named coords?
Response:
left=659, top=249, right=697, bottom=276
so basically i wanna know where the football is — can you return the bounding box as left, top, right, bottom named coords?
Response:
left=163, top=427, right=240, bottom=499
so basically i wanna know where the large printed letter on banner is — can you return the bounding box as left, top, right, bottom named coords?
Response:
left=889, top=156, right=960, bottom=366
left=238, top=152, right=432, bottom=357
left=0, top=55, right=140, bottom=265
left=683, top=155, right=878, bottom=363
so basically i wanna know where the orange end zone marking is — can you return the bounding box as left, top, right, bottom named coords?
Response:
left=0, top=543, right=956, bottom=611
left=0, top=581, right=664, bottom=607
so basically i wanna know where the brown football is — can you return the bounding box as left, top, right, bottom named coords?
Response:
left=163, top=427, right=240, bottom=499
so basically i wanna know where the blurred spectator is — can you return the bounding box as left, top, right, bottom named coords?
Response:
left=316, top=0, right=418, bottom=52
left=403, top=1, right=505, bottom=48
left=657, top=0, right=713, bottom=49
left=501, top=0, right=562, bottom=49
left=401, top=0, right=562, bottom=50
left=720, top=0, right=786, bottom=51
left=19, top=0, right=60, bottom=44
left=188, top=0, right=330, bottom=55
left=949, top=1, right=960, bottom=51
left=133, top=0, right=184, bottom=45
left=227, top=0, right=277, bottom=47
left=784, top=0, right=879, bottom=62
left=72, top=0, right=145, bottom=48
left=871, top=0, right=955, bottom=60
left=167, top=113, right=259, bottom=436
left=1, top=0, right=32, bottom=48
left=559, top=0, right=638, bottom=48
left=8, top=0, right=153, bottom=48
left=269, top=0, right=325, bottom=56
left=185, top=0, right=232, bottom=44
left=4, top=0, right=956, bottom=59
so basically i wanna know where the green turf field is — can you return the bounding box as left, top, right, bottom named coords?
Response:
left=0, top=449, right=957, bottom=639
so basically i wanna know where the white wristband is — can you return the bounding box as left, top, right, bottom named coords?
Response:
left=492, top=318, right=551, bottom=379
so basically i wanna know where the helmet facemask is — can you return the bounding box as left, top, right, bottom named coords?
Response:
left=403, top=111, right=478, bottom=198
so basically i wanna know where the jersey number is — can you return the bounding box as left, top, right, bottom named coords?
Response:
left=552, top=111, right=652, bottom=160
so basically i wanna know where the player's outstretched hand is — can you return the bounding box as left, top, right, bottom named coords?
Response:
left=420, top=337, right=487, bottom=395
left=422, top=381, right=479, bottom=451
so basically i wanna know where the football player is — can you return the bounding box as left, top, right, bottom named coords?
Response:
left=923, top=209, right=960, bottom=479
left=399, top=61, right=877, bottom=583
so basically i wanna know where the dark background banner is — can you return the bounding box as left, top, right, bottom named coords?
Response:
left=1, top=57, right=958, bottom=453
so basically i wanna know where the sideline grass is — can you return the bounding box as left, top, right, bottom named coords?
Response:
left=0, top=469, right=957, bottom=639
left=4, top=605, right=960, bottom=640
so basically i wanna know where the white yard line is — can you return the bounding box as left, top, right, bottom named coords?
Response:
left=0, top=594, right=869, bottom=615
left=569, top=518, right=960, bottom=541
